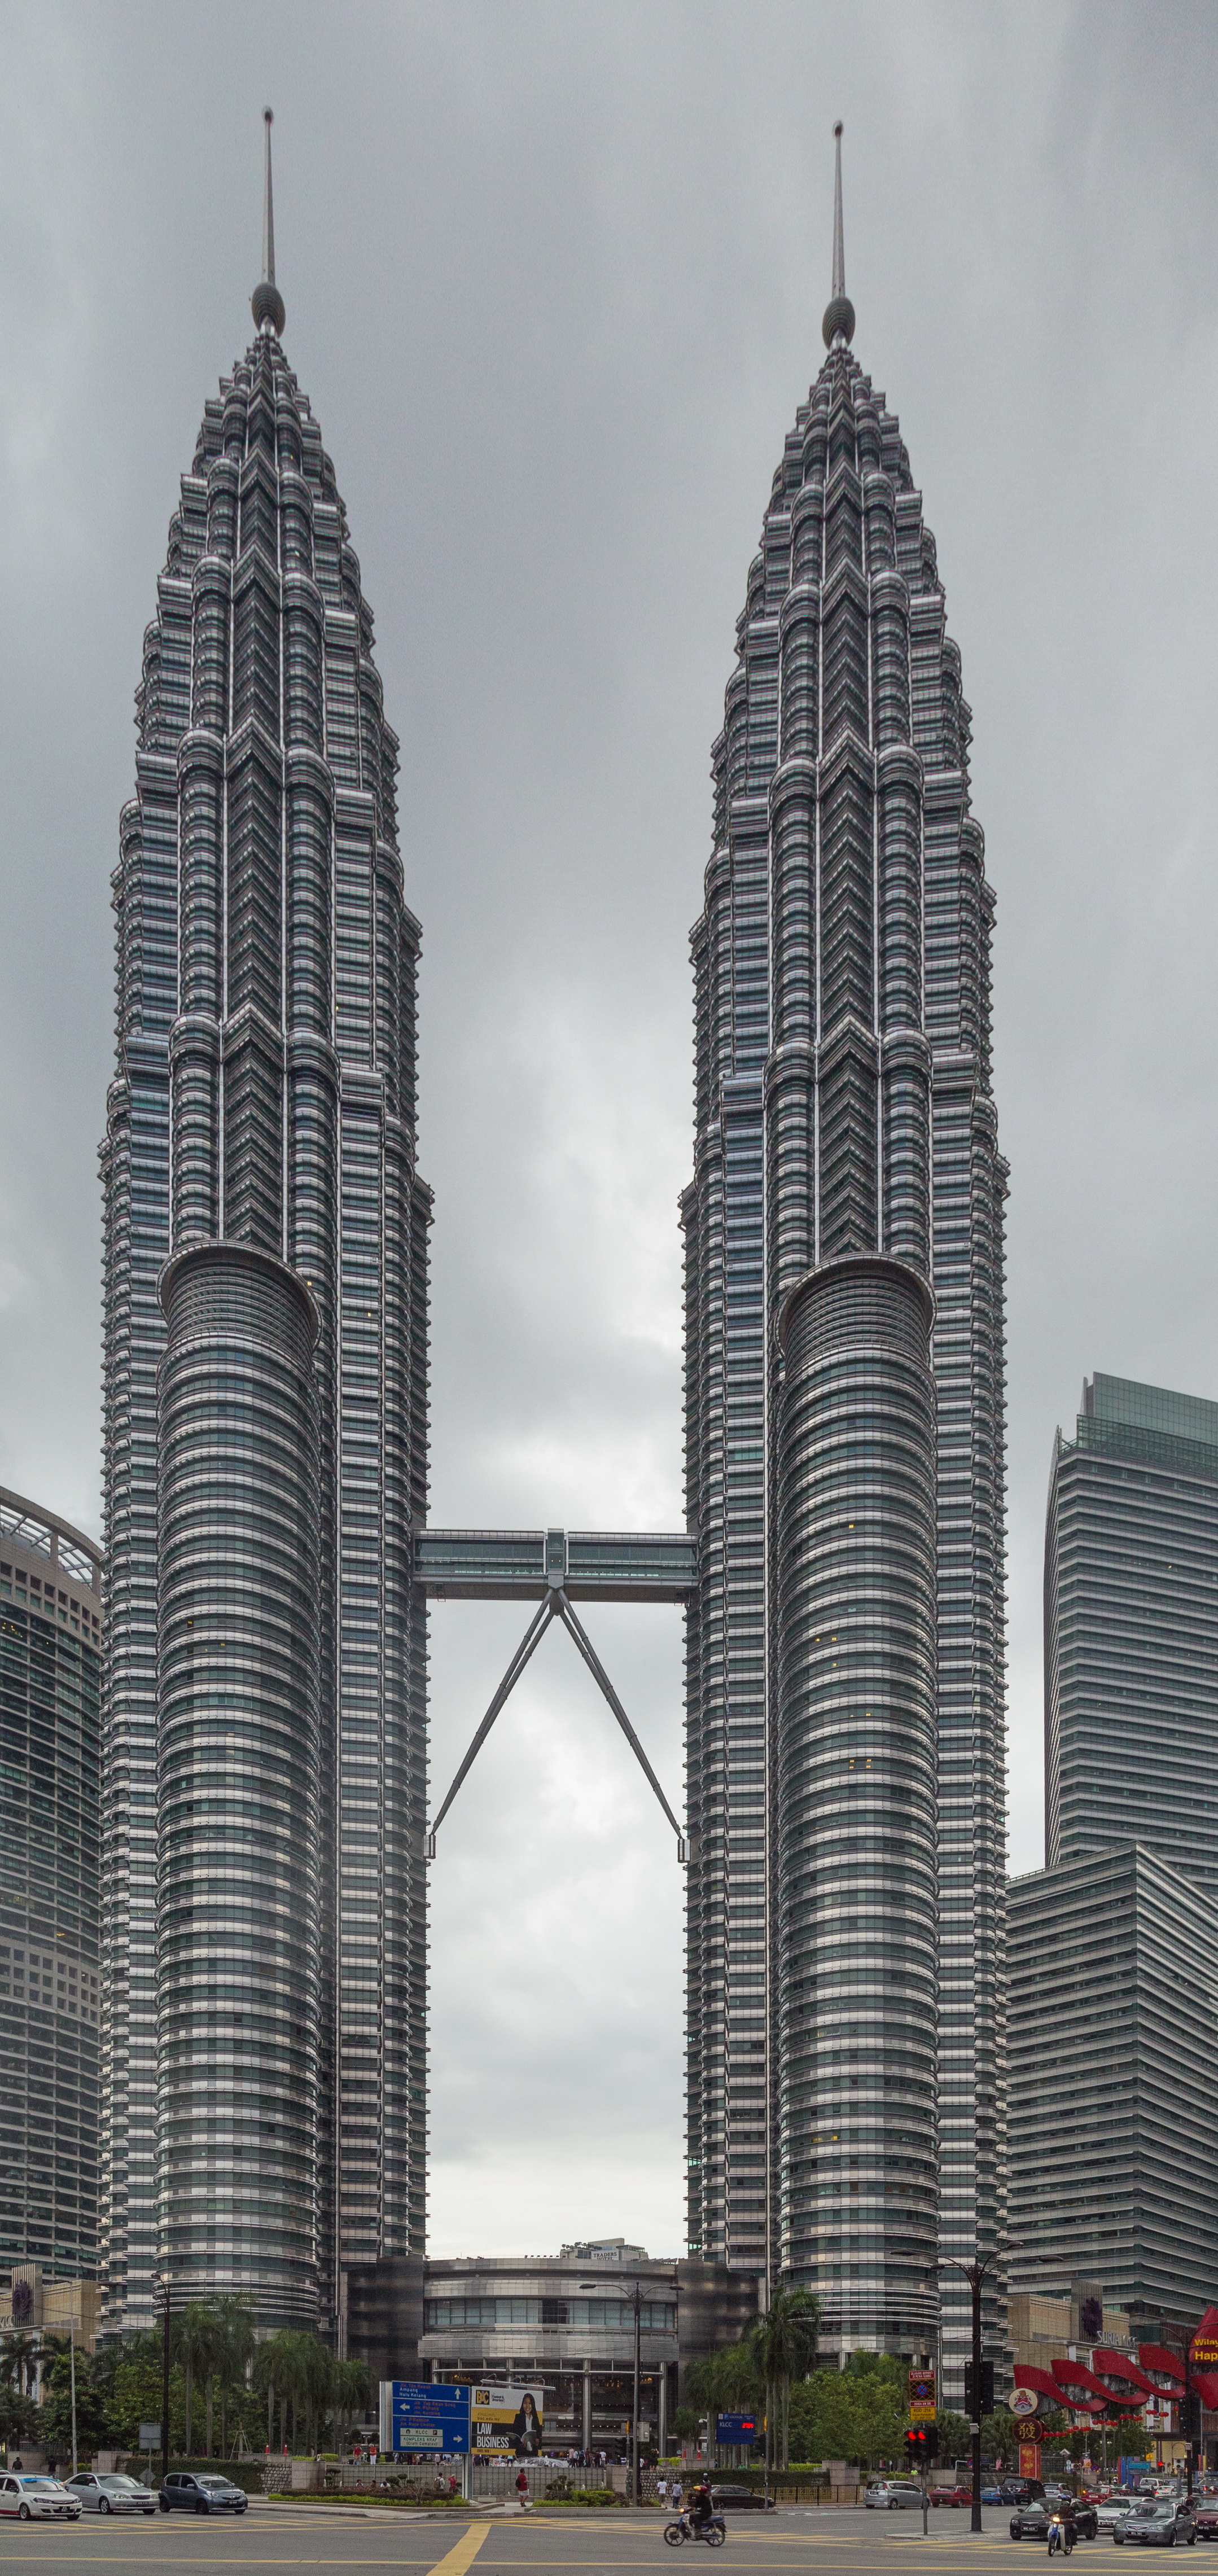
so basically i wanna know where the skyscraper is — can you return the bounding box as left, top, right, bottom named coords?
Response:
left=1045, top=1372, right=1218, bottom=1880
left=1008, top=1847, right=1218, bottom=2328
left=682, top=133, right=1006, bottom=2380
left=0, top=1487, right=103, bottom=2282
left=1005, top=1369, right=1218, bottom=2317
left=100, top=117, right=429, bottom=2333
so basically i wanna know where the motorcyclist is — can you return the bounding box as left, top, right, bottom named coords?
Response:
left=688, top=2479, right=715, bottom=2534
left=1047, top=2504, right=1076, bottom=2557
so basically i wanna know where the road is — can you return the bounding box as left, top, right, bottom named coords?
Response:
left=0, top=2501, right=1029, bottom=2569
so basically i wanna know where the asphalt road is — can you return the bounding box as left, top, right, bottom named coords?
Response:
left=0, top=2501, right=1040, bottom=2570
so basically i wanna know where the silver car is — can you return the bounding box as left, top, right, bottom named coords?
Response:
left=68, top=2470, right=157, bottom=2516
left=0, top=2474, right=82, bottom=2521
left=866, top=2480, right=923, bottom=2510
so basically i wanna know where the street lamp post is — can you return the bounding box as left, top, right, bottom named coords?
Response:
left=150, top=2272, right=172, bottom=2487
left=582, top=2277, right=643, bottom=2507
left=944, top=2250, right=1005, bottom=2536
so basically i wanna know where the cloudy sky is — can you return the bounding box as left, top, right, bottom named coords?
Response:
left=1, top=0, right=1216, bottom=2260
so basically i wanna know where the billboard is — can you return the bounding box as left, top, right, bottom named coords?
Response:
left=379, top=2381, right=471, bottom=2455
left=471, top=2385, right=545, bottom=2456
left=716, top=2412, right=759, bottom=2444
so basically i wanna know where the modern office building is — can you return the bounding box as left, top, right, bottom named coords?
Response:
left=351, top=2241, right=759, bottom=2446
left=681, top=131, right=1006, bottom=2381
left=0, top=1487, right=103, bottom=2282
left=99, top=119, right=430, bottom=2333
left=1007, top=1848, right=1218, bottom=2326
left=1045, top=1372, right=1218, bottom=1880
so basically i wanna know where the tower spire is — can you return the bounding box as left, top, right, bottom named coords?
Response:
left=251, top=107, right=286, bottom=338
left=822, top=119, right=856, bottom=349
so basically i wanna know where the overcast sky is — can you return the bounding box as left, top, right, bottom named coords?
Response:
left=1, top=0, right=1216, bottom=2262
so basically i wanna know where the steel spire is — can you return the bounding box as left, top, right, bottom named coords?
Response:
left=251, top=107, right=286, bottom=337
left=822, top=119, right=856, bottom=349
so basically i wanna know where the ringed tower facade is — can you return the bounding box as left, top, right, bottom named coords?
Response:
left=682, top=132, right=1007, bottom=2384
left=100, top=116, right=430, bottom=2332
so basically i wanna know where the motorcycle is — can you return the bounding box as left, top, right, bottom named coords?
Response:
left=664, top=2514, right=727, bottom=2548
left=1048, top=2517, right=1075, bottom=2558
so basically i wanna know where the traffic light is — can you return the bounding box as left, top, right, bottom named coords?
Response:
left=965, top=2362, right=994, bottom=2418
left=905, top=2424, right=938, bottom=2467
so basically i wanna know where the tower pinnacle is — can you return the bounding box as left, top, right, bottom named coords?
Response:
left=822, top=119, right=856, bottom=349
left=251, top=106, right=286, bottom=338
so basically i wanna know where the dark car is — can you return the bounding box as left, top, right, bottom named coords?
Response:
left=1010, top=2502, right=1099, bottom=2543
left=1114, top=2501, right=1197, bottom=2549
left=159, top=2472, right=248, bottom=2516
left=1003, top=2481, right=1049, bottom=2505
left=1193, top=2503, right=1218, bottom=2545
left=710, top=2486, right=777, bottom=2512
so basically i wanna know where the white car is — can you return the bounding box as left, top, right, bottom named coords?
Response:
left=0, top=2474, right=82, bottom=2520
left=1096, top=2499, right=1137, bottom=2531
left=866, top=2480, right=923, bottom=2510
left=68, top=2470, right=157, bottom=2515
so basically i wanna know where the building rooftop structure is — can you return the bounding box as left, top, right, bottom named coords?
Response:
left=1045, top=1372, right=1218, bottom=1880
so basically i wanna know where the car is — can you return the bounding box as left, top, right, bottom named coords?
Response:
left=68, top=2470, right=157, bottom=2516
left=1003, top=2481, right=1049, bottom=2505
left=1193, top=2504, right=1218, bottom=2546
left=159, top=2470, right=249, bottom=2514
left=710, top=2486, right=777, bottom=2512
left=1097, top=2500, right=1138, bottom=2531
left=1114, top=2500, right=1197, bottom=2548
left=865, top=2481, right=923, bottom=2510
left=931, top=2486, right=974, bottom=2508
left=0, top=2474, right=82, bottom=2521
left=984, top=2489, right=1005, bottom=2506
left=1010, top=2502, right=1099, bottom=2543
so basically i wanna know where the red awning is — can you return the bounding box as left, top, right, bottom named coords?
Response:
left=1093, top=2350, right=1159, bottom=2401
left=1194, top=2373, right=1218, bottom=2412
left=1140, top=2345, right=1186, bottom=2390
left=1013, top=2367, right=1066, bottom=2403
left=1048, top=2360, right=1108, bottom=2413
left=1051, top=2358, right=1127, bottom=2408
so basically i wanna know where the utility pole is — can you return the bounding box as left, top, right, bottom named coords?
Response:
left=632, top=2280, right=642, bottom=2508
left=151, top=2271, right=172, bottom=2485
left=944, top=2249, right=1004, bottom=2536
left=69, top=2323, right=77, bottom=2478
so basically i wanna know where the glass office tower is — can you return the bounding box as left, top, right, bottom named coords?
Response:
left=100, top=148, right=430, bottom=2332
left=1008, top=1847, right=1218, bottom=2325
left=682, top=144, right=1006, bottom=2379
left=0, top=1487, right=103, bottom=2280
left=1045, top=1372, right=1218, bottom=1880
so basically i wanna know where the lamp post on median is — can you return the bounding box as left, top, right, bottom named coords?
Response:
left=150, top=2271, right=172, bottom=2487
left=944, top=2250, right=1005, bottom=2536
left=582, top=2278, right=643, bottom=2508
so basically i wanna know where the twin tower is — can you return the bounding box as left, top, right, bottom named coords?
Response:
left=100, top=122, right=1006, bottom=2397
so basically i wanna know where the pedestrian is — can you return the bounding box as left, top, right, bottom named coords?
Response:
left=516, top=2467, right=531, bottom=2512
left=658, top=2474, right=668, bottom=2508
left=672, top=2476, right=684, bottom=2516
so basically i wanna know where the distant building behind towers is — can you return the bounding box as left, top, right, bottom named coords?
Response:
left=0, top=1487, right=103, bottom=2286
left=1045, top=1372, right=1218, bottom=1877
left=1009, top=1372, right=1218, bottom=2327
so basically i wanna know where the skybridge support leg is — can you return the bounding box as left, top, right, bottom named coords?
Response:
left=550, top=1591, right=689, bottom=1859
left=425, top=1594, right=557, bottom=1853
left=425, top=1585, right=689, bottom=1861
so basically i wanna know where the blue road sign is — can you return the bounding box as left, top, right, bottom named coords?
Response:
left=383, top=2381, right=472, bottom=2454
left=717, top=2412, right=759, bottom=2443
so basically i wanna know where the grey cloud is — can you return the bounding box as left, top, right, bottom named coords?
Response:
left=1, top=0, right=1216, bottom=2246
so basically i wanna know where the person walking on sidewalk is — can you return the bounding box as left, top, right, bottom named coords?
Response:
left=516, top=2468, right=531, bottom=2511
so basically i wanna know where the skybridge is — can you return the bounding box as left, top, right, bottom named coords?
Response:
left=414, top=1524, right=696, bottom=1863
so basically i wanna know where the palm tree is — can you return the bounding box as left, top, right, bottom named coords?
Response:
left=209, top=2297, right=256, bottom=2456
left=178, top=2305, right=216, bottom=2458
left=748, top=2290, right=820, bottom=2470
left=0, top=2333, right=38, bottom=2406
left=331, top=2358, right=370, bottom=2454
